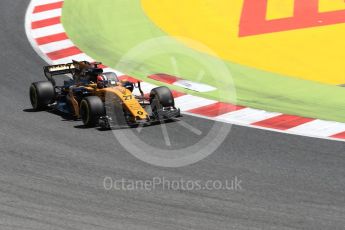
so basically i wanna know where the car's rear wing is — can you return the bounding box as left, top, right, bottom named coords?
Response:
left=43, top=61, right=103, bottom=85
left=43, top=63, right=77, bottom=86
left=44, top=63, right=75, bottom=77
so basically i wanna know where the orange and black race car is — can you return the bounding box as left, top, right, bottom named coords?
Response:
left=29, top=60, right=180, bottom=129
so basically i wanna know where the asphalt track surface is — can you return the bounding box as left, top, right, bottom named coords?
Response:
left=0, top=1, right=345, bottom=229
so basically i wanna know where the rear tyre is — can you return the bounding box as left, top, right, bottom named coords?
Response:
left=29, top=81, right=55, bottom=110
left=80, top=96, right=105, bottom=127
left=150, top=86, right=174, bottom=111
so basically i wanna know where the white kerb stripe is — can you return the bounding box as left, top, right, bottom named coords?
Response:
left=138, top=82, right=157, bottom=94
left=130, top=82, right=157, bottom=96
left=102, top=68, right=125, bottom=77
left=39, top=39, right=74, bottom=53
left=31, top=24, right=65, bottom=38
left=175, top=95, right=216, bottom=111
left=32, top=0, right=63, bottom=5
left=173, top=80, right=217, bottom=92
left=53, top=53, right=94, bottom=64
left=216, top=108, right=281, bottom=125
left=288, top=120, right=345, bottom=137
left=31, top=9, right=62, bottom=21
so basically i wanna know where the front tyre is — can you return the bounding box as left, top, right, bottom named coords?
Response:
left=29, top=81, right=55, bottom=110
left=150, top=86, right=175, bottom=110
left=80, top=96, right=105, bottom=127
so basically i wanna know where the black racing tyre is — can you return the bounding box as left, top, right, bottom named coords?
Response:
left=29, top=81, right=55, bottom=110
left=150, top=86, right=175, bottom=109
left=80, top=96, right=105, bottom=127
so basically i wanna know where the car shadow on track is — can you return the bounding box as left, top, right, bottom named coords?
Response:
left=23, top=108, right=38, bottom=113
left=23, top=108, right=181, bottom=131
left=23, top=108, right=77, bottom=122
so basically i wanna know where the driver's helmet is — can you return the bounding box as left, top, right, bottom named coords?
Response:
left=97, top=75, right=107, bottom=88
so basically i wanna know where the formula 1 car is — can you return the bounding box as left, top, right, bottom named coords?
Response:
left=29, top=61, right=180, bottom=128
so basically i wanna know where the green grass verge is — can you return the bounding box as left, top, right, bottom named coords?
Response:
left=62, top=0, right=345, bottom=122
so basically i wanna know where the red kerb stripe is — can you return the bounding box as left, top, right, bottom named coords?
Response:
left=33, top=1, right=64, bottom=13
left=171, top=90, right=186, bottom=98
left=148, top=74, right=182, bottom=84
left=252, top=114, right=314, bottom=130
left=97, top=64, right=108, bottom=69
left=187, top=102, right=245, bottom=117
left=35, top=33, right=68, bottom=45
left=46, top=46, right=82, bottom=60
left=331, top=131, right=345, bottom=139
left=32, top=17, right=61, bottom=29
left=118, top=75, right=142, bottom=83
